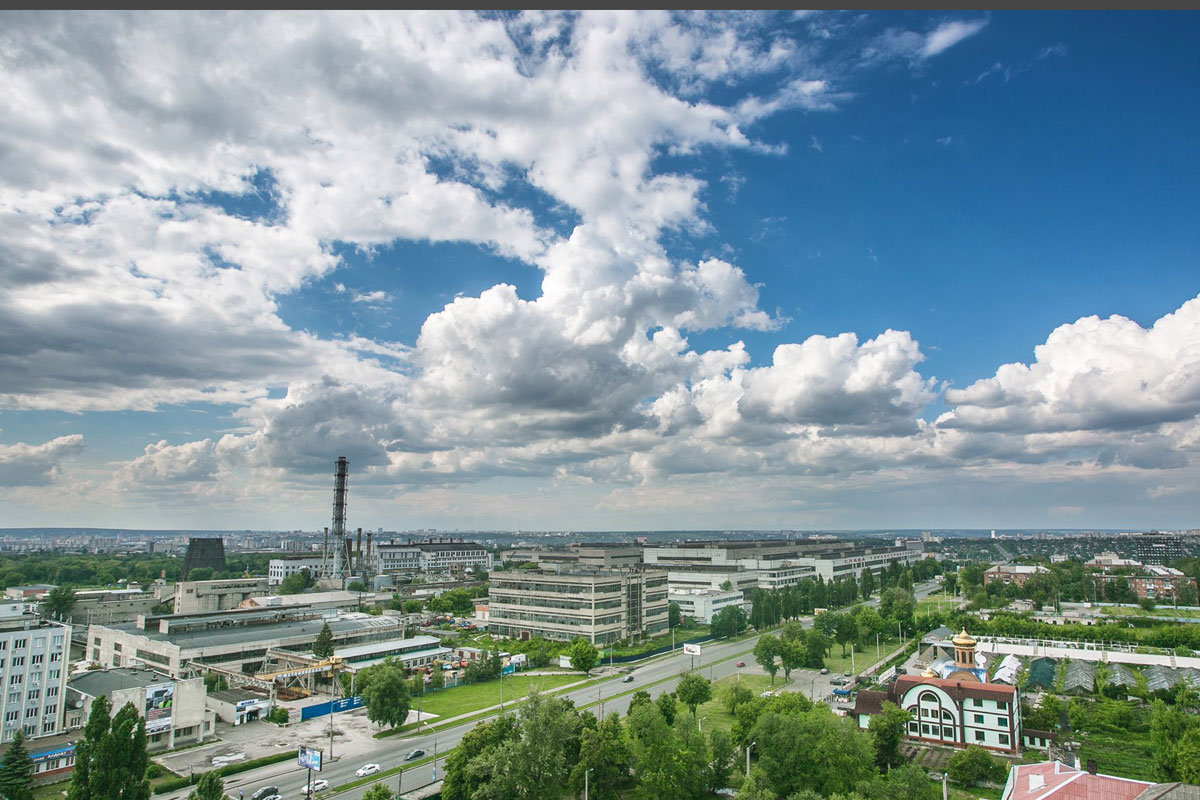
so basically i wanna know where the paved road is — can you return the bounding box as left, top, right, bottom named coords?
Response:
left=172, top=580, right=940, bottom=800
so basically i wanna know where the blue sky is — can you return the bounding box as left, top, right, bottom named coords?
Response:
left=0, top=11, right=1198, bottom=531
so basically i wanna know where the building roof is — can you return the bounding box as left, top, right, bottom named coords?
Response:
left=242, top=591, right=359, bottom=608
left=331, top=635, right=443, bottom=660
left=1026, top=657, right=1059, bottom=689
left=1003, top=762, right=1151, bottom=800
left=101, top=611, right=401, bottom=651
left=952, top=628, right=977, bottom=646
left=1133, top=784, right=1200, bottom=800
left=851, top=689, right=889, bottom=716
left=69, top=667, right=173, bottom=696
left=894, top=675, right=1016, bottom=703
left=988, top=565, right=1050, bottom=575
left=924, top=626, right=954, bottom=642
left=209, top=688, right=263, bottom=704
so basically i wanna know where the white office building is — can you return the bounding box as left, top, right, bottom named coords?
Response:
left=0, top=602, right=70, bottom=743
left=268, top=556, right=325, bottom=586
left=667, top=589, right=743, bottom=624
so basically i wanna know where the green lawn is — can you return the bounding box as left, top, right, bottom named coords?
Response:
left=605, top=626, right=712, bottom=658
left=415, top=672, right=581, bottom=720
left=1075, top=731, right=1157, bottom=781
left=1100, top=605, right=1200, bottom=619
left=818, top=634, right=905, bottom=677
left=915, top=591, right=962, bottom=616
left=689, top=673, right=773, bottom=735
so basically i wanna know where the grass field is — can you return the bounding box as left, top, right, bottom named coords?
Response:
left=690, top=673, right=773, bottom=735
left=915, top=591, right=963, bottom=616
left=415, top=672, right=582, bottom=720
left=818, top=634, right=905, bottom=677
left=605, top=626, right=712, bottom=657
left=1100, top=605, right=1200, bottom=619
left=1075, top=731, right=1157, bottom=781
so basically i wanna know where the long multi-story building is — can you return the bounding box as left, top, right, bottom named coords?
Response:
left=644, top=539, right=922, bottom=585
left=1095, top=566, right=1197, bottom=601
left=0, top=602, right=70, bottom=744
left=667, top=589, right=743, bottom=624
left=372, top=538, right=494, bottom=575
left=1131, top=531, right=1185, bottom=566
left=268, top=556, right=326, bottom=586
left=86, top=606, right=406, bottom=678
left=488, top=569, right=669, bottom=645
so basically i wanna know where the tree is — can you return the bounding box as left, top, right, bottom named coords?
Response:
left=568, top=637, right=599, bottom=675
left=868, top=702, right=912, bottom=771
left=569, top=713, right=632, bottom=800
left=403, top=599, right=423, bottom=613
left=88, top=702, right=150, bottom=800
left=655, top=692, right=678, bottom=726
left=441, top=715, right=521, bottom=800
left=312, top=622, right=335, bottom=660
left=751, top=707, right=874, bottom=798
left=755, top=636, right=780, bottom=684
left=360, top=785, right=395, bottom=800
left=278, top=568, right=313, bottom=595
left=348, top=580, right=367, bottom=593
left=0, top=729, right=34, bottom=800
left=802, top=631, right=828, bottom=670
left=779, top=638, right=804, bottom=682
left=628, top=690, right=652, bottom=711
left=628, top=703, right=690, bottom=800
left=68, top=694, right=111, bottom=800
left=676, top=674, right=713, bottom=720
left=187, top=771, right=224, bottom=800
left=712, top=605, right=748, bottom=639
left=429, top=666, right=445, bottom=690
left=668, top=602, right=682, bottom=629
left=942, top=572, right=958, bottom=597
left=947, top=745, right=1007, bottom=787
left=860, top=568, right=876, bottom=600
left=186, top=567, right=215, bottom=581
left=833, top=614, right=857, bottom=657
left=361, top=663, right=411, bottom=730
left=708, top=729, right=736, bottom=794
left=878, top=588, right=916, bottom=625
left=473, top=689, right=579, bottom=800
left=720, top=681, right=754, bottom=714
left=42, top=584, right=77, bottom=621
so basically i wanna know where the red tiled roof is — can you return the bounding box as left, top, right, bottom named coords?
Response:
left=852, top=689, right=888, bottom=716
left=895, top=675, right=1015, bottom=703
left=1005, top=762, right=1152, bottom=800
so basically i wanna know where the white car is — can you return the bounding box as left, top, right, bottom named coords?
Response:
left=356, top=764, right=381, bottom=777
left=300, top=779, right=329, bottom=795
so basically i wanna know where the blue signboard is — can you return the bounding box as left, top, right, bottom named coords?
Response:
left=502, top=665, right=515, bottom=675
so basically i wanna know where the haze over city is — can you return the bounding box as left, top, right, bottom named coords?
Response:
left=1, top=10, right=1198, bottom=532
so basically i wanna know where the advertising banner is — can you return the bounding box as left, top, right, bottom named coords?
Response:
left=682, top=643, right=701, bottom=656
left=298, top=746, right=323, bottom=772
left=144, top=683, right=174, bottom=733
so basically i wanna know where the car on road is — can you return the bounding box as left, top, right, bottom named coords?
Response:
left=830, top=678, right=847, bottom=686
left=736, top=661, right=745, bottom=667
left=404, top=749, right=426, bottom=761
left=299, top=779, right=329, bottom=795
left=251, top=787, right=280, bottom=800
left=356, top=764, right=381, bottom=777
left=843, top=671, right=851, bottom=677
left=622, top=675, right=634, bottom=683
left=819, top=667, right=829, bottom=675
left=261, top=795, right=283, bottom=800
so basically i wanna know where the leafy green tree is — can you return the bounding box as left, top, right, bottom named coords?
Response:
left=347, top=580, right=367, bottom=593
left=755, top=635, right=780, bottom=684
left=187, top=771, right=224, bottom=800
left=803, top=631, right=829, bottom=669
left=312, top=622, right=335, bottom=660
left=403, top=599, right=423, bottom=613
left=42, top=584, right=77, bottom=621
left=655, top=692, right=678, bottom=726
left=878, top=588, right=916, bottom=625
left=0, top=728, right=34, bottom=800
left=751, top=706, right=873, bottom=798
left=568, top=637, right=599, bottom=675
left=708, top=729, right=737, bottom=794
left=361, top=783, right=396, bottom=800
left=628, top=690, right=652, bottom=711
left=735, top=768, right=778, bottom=800
left=429, top=666, right=445, bottom=690
left=361, top=662, right=411, bottom=729
left=860, top=568, right=877, bottom=600
left=89, top=702, right=150, bottom=800
left=441, top=715, right=521, bottom=800
left=628, top=703, right=691, bottom=800
left=68, top=694, right=111, bottom=800
left=569, top=713, right=632, bottom=800
left=720, top=681, right=755, bottom=713
left=868, top=702, right=912, bottom=771
left=857, top=764, right=939, bottom=800
left=1178, top=727, right=1200, bottom=784
left=833, top=614, right=858, bottom=657
left=186, top=567, right=214, bottom=581
left=278, top=568, right=313, bottom=595
left=474, top=689, right=579, bottom=800
left=676, top=674, right=713, bottom=720
left=779, top=638, right=804, bottom=682
left=668, top=602, right=682, bottom=629
left=712, top=605, right=748, bottom=638
left=947, top=745, right=1007, bottom=787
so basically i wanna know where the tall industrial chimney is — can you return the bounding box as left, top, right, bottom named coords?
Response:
left=356, top=528, right=363, bottom=575
left=331, top=457, right=349, bottom=581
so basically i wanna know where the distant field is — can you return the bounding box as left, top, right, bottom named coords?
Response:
left=915, top=591, right=963, bottom=616
left=416, top=673, right=581, bottom=720
left=1100, top=605, right=1200, bottom=619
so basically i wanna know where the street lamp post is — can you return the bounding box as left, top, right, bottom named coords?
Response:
left=584, top=767, right=593, bottom=800
left=745, top=741, right=756, bottom=778
left=876, top=632, right=880, bottom=660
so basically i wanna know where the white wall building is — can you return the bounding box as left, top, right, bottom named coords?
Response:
left=65, top=667, right=214, bottom=751
left=668, top=589, right=743, bottom=624
left=0, top=602, right=70, bottom=743
left=268, top=556, right=325, bottom=586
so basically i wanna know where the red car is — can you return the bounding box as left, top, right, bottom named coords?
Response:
left=736, top=661, right=746, bottom=667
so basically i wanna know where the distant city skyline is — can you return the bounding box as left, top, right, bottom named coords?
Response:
left=1, top=11, right=1198, bottom=531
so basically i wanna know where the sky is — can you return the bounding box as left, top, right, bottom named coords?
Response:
left=1, top=10, right=1198, bottom=532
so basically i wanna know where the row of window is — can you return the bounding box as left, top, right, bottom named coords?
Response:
left=0, top=635, right=65, bottom=651
left=0, top=651, right=62, bottom=669
left=909, top=721, right=1010, bottom=746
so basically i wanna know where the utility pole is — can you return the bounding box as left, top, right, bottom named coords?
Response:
left=584, top=767, right=593, bottom=800
left=876, top=632, right=880, bottom=660
left=745, top=741, right=756, bottom=777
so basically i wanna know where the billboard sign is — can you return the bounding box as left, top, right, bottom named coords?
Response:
left=298, top=746, right=323, bottom=772
left=682, top=643, right=701, bottom=656
left=144, top=683, right=174, bottom=733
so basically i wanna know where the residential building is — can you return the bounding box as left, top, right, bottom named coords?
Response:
left=268, top=556, right=325, bottom=586
left=85, top=606, right=406, bottom=678
left=64, top=667, right=214, bottom=751
left=1132, top=532, right=1185, bottom=566
left=488, top=569, right=669, bottom=645
left=174, top=577, right=270, bottom=614
left=0, top=602, right=70, bottom=744
left=984, top=564, right=1050, bottom=588
left=1095, top=566, right=1197, bottom=601
left=667, top=589, right=743, bottom=624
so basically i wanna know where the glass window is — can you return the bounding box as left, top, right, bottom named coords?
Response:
left=975, top=731, right=985, bottom=742
left=975, top=714, right=984, bottom=724
left=999, top=734, right=1010, bottom=745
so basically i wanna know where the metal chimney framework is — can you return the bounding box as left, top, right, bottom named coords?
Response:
left=329, top=457, right=350, bottom=582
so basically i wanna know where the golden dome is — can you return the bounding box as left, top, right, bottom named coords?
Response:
left=952, top=628, right=976, bottom=646
left=922, top=666, right=937, bottom=678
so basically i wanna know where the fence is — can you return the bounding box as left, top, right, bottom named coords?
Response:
left=299, top=695, right=364, bottom=720
left=602, top=634, right=716, bottom=665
